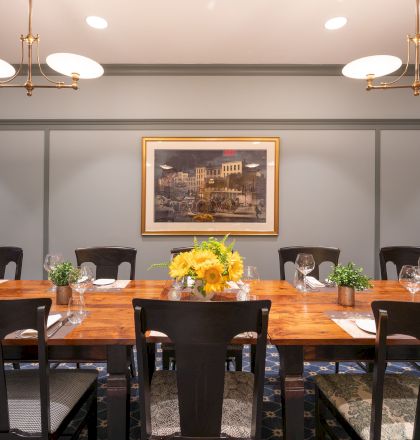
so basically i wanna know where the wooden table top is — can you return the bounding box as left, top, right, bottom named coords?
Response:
left=0, top=280, right=419, bottom=346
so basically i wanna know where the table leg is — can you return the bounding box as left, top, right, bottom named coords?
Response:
left=107, top=345, right=130, bottom=440
left=277, top=345, right=304, bottom=440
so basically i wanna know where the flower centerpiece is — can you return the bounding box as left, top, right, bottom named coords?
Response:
left=154, top=236, right=244, bottom=299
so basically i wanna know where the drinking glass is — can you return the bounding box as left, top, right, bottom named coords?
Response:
left=399, top=265, right=420, bottom=294
left=44, top=253, right=63, bottom=291
left=67, top=294, right=86, bottom=324
left=242, top=266, right=260, bottom=292
left=295, top=253, right=315, bottom=292
left=68, top=266, right=94, bottom=295
left=243, top=266, right=260, bottom=282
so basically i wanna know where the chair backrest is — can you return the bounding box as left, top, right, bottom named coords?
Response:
left=170, top=246, right=193, bottom=257
left=0, top=298, right=51, bottom=437
left=75, top=246, right=137, bottom=280
left=370, top=300, right=420, bottom=440
left=379, top=246, right=420, bottom=280
left=0, top=247, right=23, bottom=280
left=278, top=246, right=340, bottom=280
left=133, top=299, right=271, bottom=440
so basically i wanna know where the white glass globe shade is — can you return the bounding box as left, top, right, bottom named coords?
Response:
left=342, top=55, right=402, bottom=79
left=46, top=53, right=104, bottom=79
left=0, top=59, right=16, bottom=78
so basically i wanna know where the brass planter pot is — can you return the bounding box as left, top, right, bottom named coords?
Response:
left=56, top=285, right=72, bottom=305
left=337, top=286, right=355, bottom=307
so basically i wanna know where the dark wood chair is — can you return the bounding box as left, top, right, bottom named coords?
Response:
left=279, top=246, right=341, bottom=373
left=0, top=246, right=23, bottom=280
left=133, top=298, right=271, bottom=440
left=315, top=300, right=420, bottom=440
left=75, top=246, right=137, bottom=280
left=379, top=246, right=420, bottom=280
left=162, top=246, right=244, bottom=372
left=0, top=298, right=97, bottom=439
left=278, top=246, right=340, bottom=281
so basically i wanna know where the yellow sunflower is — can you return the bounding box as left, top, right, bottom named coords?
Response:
left=194, top=261, right=225, bottom=293
left=191, top=249, right=219, bottom=271
left=169, top=252, right=193, bottom=279
left=228, top=251, right=243, bottom=281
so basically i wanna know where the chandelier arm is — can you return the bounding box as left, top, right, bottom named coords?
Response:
left=0, top=40, right=25, bottom=85
left=35, top=40, right=65, bottom=86
left=378, top=37, right=411, bottom=86
left=368, top=84, right=413, bottom=90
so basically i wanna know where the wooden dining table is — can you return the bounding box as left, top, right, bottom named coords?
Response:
left=1, top=279, right=419, bottom=440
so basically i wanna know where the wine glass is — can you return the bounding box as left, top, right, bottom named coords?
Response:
left=399, top=265, right=420, bottom=295
left=243, top=266, right=260, bottom=282
left=295, top=253, right=315, bottom=292
left=68, top=266, right=94, bottom=296
left=44, top=253, right=63, bottom=291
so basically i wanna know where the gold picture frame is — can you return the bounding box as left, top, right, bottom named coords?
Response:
left=141, top=137, right=279, bottom=235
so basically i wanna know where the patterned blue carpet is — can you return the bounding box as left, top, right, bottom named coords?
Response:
left=12, top=346, right=420, bottom=439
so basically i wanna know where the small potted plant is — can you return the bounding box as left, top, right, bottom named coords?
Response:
left=49, top=262, right=76, bottom=305
left=328, top=262, right=372, bottom=306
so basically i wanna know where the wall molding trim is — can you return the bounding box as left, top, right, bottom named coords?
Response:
left=16, top=63, right=416, bottom=77
left=1, top=118, right=420, bottom=130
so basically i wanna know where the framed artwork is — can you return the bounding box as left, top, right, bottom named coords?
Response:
left=141, top=137, right=279, bottom=235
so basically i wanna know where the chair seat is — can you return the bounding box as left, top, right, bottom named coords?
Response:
left=6, top=369, right=97, bottom=435
left=150, top=370, right=254, bottom=438
left=316, top=373, right=420, bottom=440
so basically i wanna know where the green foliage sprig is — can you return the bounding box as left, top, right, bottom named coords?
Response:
left=48, top=262, right=76, bottom=286
left=328, top=262, right=372, bottom=290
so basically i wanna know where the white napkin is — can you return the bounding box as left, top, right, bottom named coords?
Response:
left=0, top=279, right=8, bottom=284
left=305, top=276, right=325, bottom=289
left=19, top=314, right=62, bottom=338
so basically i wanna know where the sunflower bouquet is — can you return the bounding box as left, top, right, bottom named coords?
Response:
left=168, top=236, right=244, bottom=296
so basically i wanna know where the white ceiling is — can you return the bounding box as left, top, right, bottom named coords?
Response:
left=0, top=0, right=415, bottom=65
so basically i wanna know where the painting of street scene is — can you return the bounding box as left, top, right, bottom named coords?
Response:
left=154, top=149, right=267, bottom=223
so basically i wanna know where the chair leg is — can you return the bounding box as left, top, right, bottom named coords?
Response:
left=87, top=394, right=98, bottom=440
left=234, top=350, right=242, bottom=371
left=162, top=349, right=171, bottom=370
left=315, top=387, right=326, bottom=440
left=334, top=362, right=339, bottom=374
left=130, top=348, right=136, bottom=377
left=250, top=344, right=256, bottom=373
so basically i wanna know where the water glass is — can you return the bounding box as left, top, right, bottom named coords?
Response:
left=295, top=253, right=315, bottom=292
left=67, top=294, right=85, bottom=324
left=399, top=265, right=420, bottom=294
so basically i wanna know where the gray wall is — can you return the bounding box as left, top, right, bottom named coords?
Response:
left=0, top=75, right=419, bottom=280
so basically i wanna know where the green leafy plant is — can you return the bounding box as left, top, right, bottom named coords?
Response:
left=328, top=262, right=372, bottom=290
left=48, top=262, right=76, bottom=286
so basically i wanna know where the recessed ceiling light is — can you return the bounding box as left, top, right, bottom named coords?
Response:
left=86, top=16, right=108, bottom=30
left=324, top=16, right=348, bottom=30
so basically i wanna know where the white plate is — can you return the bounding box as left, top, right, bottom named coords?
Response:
left=355, top=319, right=376, bottom=334
left=93, top=278, right=116, bottom=286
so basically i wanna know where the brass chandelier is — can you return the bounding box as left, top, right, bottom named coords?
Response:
left=343, top=0, right=420, bottom=96
left=0, top=0, right=103, bottom=96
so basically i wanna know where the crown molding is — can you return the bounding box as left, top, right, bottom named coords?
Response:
left=14, top=63, right=347, bottom=77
